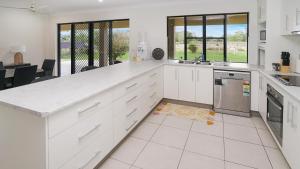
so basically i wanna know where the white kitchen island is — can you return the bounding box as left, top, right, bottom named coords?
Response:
left=0, top=60, right=164, bottom=169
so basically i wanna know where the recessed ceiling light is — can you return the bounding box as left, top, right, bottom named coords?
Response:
left=98, top=0, right=103, bottom=2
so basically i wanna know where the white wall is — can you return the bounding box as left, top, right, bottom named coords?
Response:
left=50, top=0, right=258, bottom=65
left=0, top=8, right=50, bottom=66
left=265, top=0, right=300, bottom=70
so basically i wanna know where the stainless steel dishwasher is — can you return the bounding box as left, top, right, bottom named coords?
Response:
left=214, top=70, right=251, bottom=117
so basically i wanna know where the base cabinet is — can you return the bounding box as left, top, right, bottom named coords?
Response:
left=164, top=65, right=179, bottom=99
left=178, top=66, right=196, bottom=102
left=282, top=95, right=300, bottom=169
left=164, top=65, right=213, bottom=105
left=258, top=73, right=267, bottom=122
left=196, top=68, right=213, bottom=105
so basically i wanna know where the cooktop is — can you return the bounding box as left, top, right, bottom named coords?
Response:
left=273, top=75, right=300, bottom=86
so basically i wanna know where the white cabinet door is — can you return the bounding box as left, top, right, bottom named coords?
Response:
left=164, top=65, right=179, bottom=100
left=282, top=95, right=300, bottom=169
left=251, top=71, right=259, bottom=111
left=178, top=66, right=196, bottom=102
left=258, top=74, right=267, bottom=122
left=195, top=67, right=213, bottom=105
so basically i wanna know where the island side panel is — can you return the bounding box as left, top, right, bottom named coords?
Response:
left=0, top=104, right=47, bottom=169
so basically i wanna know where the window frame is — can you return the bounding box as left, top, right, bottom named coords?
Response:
left=57, top=19, right=129, bottom=76
left=167, top=12, right=249, bottom=63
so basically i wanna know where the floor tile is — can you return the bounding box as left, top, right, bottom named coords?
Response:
left=192, top=120, right=223, bottom=137
left=179, top=151, right=224, bottom=169
left=265, top=147, right=291, bottom=169
left=162, top=115, right=193, bottom=130
left=225, top=162, right=255, bottom=169
left=145, top=113, right=166, bottom=125
left=134, top=142, right=182, bottom=169
left=99, top=159, right=131, bottom=169
left=251, top=116, right=268, bottom=130
left=151, top=126, right=189, bottom=149
left=131, top=122, right=159, bottom=141
left=130, top=167, right=141, bottom=169
left=186, top=132, right=224, bottom=160
left=214, top=113, right=224, bottom=122
left=224, top=123, right=262, bottom=145
left=223, top=114, right=255, bottom=127
left=257, top=129, right=278, bottom=148
left=225, top=139, right=272, bottom=169
left=111, top=137, right=147, bottom=164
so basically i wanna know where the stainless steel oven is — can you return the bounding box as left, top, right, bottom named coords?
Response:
left=267, top=84, right=283, bottom=145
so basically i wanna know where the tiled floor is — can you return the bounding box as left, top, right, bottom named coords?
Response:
left=99, top=106, right=291, bottom=169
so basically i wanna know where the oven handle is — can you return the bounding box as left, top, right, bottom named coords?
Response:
left=267, top=94, right=283, bottom=111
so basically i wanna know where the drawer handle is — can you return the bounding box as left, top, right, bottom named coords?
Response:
left=78, top=102, right=101, bottom=115
left=150, top=92, right=157, bottom=98
left=126, top=83, right=138, bottom=90
left=126, top=120, right=138, bottom=131
left=78, top=123, right=102, bottom=141
left=126, top=96, right=138, bottom=104
left=77, top=150, right=102, bottom=169
left=127, top=108, right=138, bottom=118
left=149, top=82, right=157, bottom=87
left=150, top=73, right=157, bottom=77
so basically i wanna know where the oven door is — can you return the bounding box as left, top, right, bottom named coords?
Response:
left=267, top=94, right=283, bottom=145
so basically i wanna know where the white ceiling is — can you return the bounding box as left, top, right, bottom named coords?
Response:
left=0, top=0, right=196, bottom=13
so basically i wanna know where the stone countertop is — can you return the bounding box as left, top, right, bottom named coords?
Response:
left=0, top=60, right=164, bottom=117
left=0, top=59, right=299, bottom=118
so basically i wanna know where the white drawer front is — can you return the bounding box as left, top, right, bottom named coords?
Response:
left=49, top=106, right=112, bottom=169
left=60, top=130, right=113, bottom=169
left=112, top=75, right=146, bottom=101
left=48, top=91, right=112, bottom=138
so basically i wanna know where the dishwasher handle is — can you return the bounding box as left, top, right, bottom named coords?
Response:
left=215, top=79, right=223, bottom=86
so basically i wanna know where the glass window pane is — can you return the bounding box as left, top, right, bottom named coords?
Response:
left=186, top=16, right=203, bottom=60
left=227, top=14, right=248, bottom=63
left=168, top=17, right=184, bottom=60
left=112, top=20, right=130, bottom=63
left=94, top=22, right=110, bottom=67
left=59, top=24, right=71, bottom=76
left=74, top=23, right=89, bottom=73
left=206, top=15, right=225, bottom=62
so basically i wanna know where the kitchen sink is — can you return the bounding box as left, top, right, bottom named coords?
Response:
left=178, top=60, right=211, bottom=65
left=178, top=60, right=195, bottom=64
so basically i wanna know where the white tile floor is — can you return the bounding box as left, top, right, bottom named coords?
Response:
left=99, top=109, right=291, bottom=169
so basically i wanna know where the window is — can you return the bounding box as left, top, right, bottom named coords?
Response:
left=167, top=13, right=248, bottom=63
left=58, top=19, right=129, bottom=76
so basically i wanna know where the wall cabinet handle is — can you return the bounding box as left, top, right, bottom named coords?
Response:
left=77, top=150, right=102, bottom=169
left=192, top=70, right=194, bottom=82
left=78, top=123, right=102, bottom=141
left=287, top=101, right=291, bottom=123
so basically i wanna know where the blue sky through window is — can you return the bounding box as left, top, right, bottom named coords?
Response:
left=176, top=24, right=247, bottom=37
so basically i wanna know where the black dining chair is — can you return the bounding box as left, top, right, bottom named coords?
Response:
left=81, top=66, right=99, bottom=72
left=36, top=59, right=56, bottom=77
left=0, top=69, right=6, bottom=90
left=7, top=65, right=37, bottom=88
left=0, top=62, right=4, bottom=69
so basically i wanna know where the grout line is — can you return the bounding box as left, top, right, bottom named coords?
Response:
left=225, top=160, right=258, bottom=169
left=254, top=122, right=274, bottom=169
left=176, top=119, right=193, bottom=169
left=129, top=113, right=165, bottom=169
left=222, top=114, right=226, bottom=169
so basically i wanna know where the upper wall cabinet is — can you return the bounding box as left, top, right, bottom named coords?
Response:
left=258, top=0, right=267, bottom=24
left=281, top=0, right=300, bottom=35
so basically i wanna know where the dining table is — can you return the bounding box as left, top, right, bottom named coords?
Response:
left=5, top=68, right=44, bottom=79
